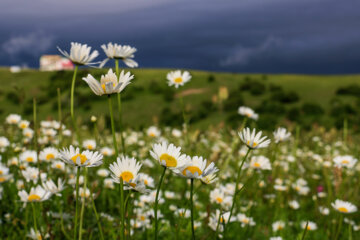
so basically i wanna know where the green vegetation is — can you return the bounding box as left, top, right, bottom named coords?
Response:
left=1, top=68, right=359, bottom=130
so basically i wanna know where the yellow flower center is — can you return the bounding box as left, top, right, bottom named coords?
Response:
left=26, top=157, right=34, bottom=162
left=28, top=194, right=41, bottom=202
left=55, top=164, right=62, bottom=169
left=182, top=166, right=202, bottom=176
left=20, top=123, right=27, bottom=129
left=220, top=217, right=224, bottom=223
left=160, top=153, right=177, bottom=167
left=71, top=154, right=87, bottom=164
left=0, top=177, right=5, bottom=182
left=149, top=132, right=156, bottom=137
left=247, top=140, right=257, bottom=148
left=46, top=153, right=55, bottom=161
left=174, top=77, right=183, bottom=83
left=0, top=170, right=3, bottom=174
left=80, top=192, right=88, bottom=198
left=242, top=219, right=249, bottom=224
left=144, top=179, right=149, bottom=185
left=306, top=226, right=311, bottom=230
left=140, top=216, right=146, bottom=221
left=216, top=197, right=223, bottom=203
left=101, top=82, right=116, bottom=93
left=253, top=162, right=261, bottom=168
left=87, top=145, right=93, bottom=150
left=338, top=207, right=348, bottom=213
left=120, top=171, right=134, bottom=183
left=342, top=160, right=349, bottom=164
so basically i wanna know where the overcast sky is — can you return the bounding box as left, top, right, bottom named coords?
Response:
left=1, top=0, right=359, bottom=73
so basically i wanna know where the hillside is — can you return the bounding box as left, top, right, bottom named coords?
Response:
left=0, top=67, right=359, bottom=130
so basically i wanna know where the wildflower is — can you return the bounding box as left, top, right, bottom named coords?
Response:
left=27, top=228, right=50, bottom=240
left=51, top=161, right=65, bottom=171
left=100, top=43, right=138, bottom=68
left=20, top=150, right=38, bottom=163
left=97, top=169, right=109, bottom=177
left=18, top=120, right=30, bottom=129
left=273, top=127, right=291, bottom=143
left=109, top=156, right=142, bottom=186
left=150, top=142, right=188, bottom=169
left=0, top=137, right=10, bottom=150
left=249, top=155, right=272, bottom=170
left=301, top=221, right=317, bottom=230
left=237, top=213, right=256, bottom=227
left=238, top=106, right=258, bottom=120
left=6, top=114, right=21, bottom=124
left=331, top=199, right=357, bottom=213
left=39, top=147, right=58, bottom=162
left=167, top=70, right=191, bottom=88
left=57, top=42, right=99, bottom=66
left=22, top=167, right=39, bottom=183
left=176, top=156, right=218, bottom=179
left=59, top=145, right=103, bottom=167
left=18, top=185, right=52, bottom=202
left=42, top=178, right=65, bottom=196
left=101, top=147, right=114, bottom=156
left=289, top=200, right=300, bottom=210
left=83, top=139, right=96, bottom=150
left=239, top=128, right=271, bottom=149
left=319, top=206, right=330, bottom=215
left=272, top=220, right=285, bottom=231
left=147, top=126, right=161, bottom=138
left=333, top=155, right=357, bottom=169
left=201, top=172, right=218, bottom=184
left=82, top=68, right=133, bottom=96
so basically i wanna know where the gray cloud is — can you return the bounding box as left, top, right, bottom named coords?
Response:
left=2, top=31, right=55, bottom=57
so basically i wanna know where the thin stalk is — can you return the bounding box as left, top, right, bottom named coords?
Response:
left=108, top=95, right=119, bottom=157
left=224, top=148, right=251, bottom=236
left=343, top=118, right=348, bottom=146
left=33, top=98, right=39, bottom=178
left=57, top=88, right=63, bottom=147
left=215, top=210, right=222, bottom=239
left=31, top=203, right=38, bottom=234
left=70, top=65, right=80, bottom=143
left=74, top=167, right=80, bottom=240
left=190, top=179, right=195, bottom=240
left=90, top=188, right=104, bottom=240
left=301, top=221, right=309, bottom=240
left=125, top=192, right=131, bottom=240
left=120, top=178, right=125, bottom=240
left=79, top=168, right=88, bottom=240
left=154, top=166, right=167, bottom=240
left=115, top=59, right=126, bottom=155
left=334, top=215, right=343, bottom=240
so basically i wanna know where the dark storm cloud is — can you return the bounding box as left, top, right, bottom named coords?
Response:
left=1, top=0, right=359, bottom=73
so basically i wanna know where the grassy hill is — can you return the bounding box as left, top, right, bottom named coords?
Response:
left=0, top=67, right=359, bottom=130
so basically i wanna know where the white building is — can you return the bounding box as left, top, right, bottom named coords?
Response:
left=40, top=55, right=74, bottom=71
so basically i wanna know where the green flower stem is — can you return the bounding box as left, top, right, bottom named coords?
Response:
left=90, top=188, right=104, bottom=240
left=115, top=59, right=126, bottom=155
left=334, top=214, right=344, bottom=240
left=301, top=221, right=309, bottom=240
left=108, top=95, right=119, bottom=157
left=224, top=148, right=251, bottom=236
left=190, top=179, right=195, bottom=240
left=74, top=167, right=80, bottom=240
left=215, top=209, right=222, bottom=239
left=120, top=178, right=125, bottom=240
left=154, top=166, right=167, bottom=240
left=57, top=88, right=63, bottom=147
left=70, top=65, right=80, bottom=144
left=125, top=192, right=131, bottom=239
left=79, top=168, right=88, bottom=240
left=31, top=203, right=38, bottom=234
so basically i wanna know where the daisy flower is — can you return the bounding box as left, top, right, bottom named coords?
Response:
left=0, top=136, right=10, bottom=150
left=97, top=169, right=109, bottom=177
left=176, top=156, right=218, bottom=179
left=20, top=150, right=38, bottom=163
left=6, top=114, right=21, bottom=124
left=22, top=167, right=39, bottom=183
left=101, top=147, right=114, bottom=157
left=18, top=120, right=30, bottom=129
left=139, top=173, right=155, bottom=188
left=331, top=199, right=357, bottom=213
left=249, top=155, right=272, bottom=170
left=239, top=128, right=271, bottom=149
left=150, top=142, right=188, bottom=169
left=27, top=228, right=50, bottom=240
left=82, top=68, right=134, bottom=96
left=201, top=172, right=218, bottom=184
left=83, top=139, right=96, bottom=150
left=39, top=147, right=58, bottom=162
left=42, top=178, right=65, bottom=196
left=210, top=188, right=232, bottom=208
left=237, top=213, right=256, bottom=227
left=238, top=106, right=258, bottom=120
left=272, top=220, right=285, bottom=231
left=59, top=145, right=103, bottom=167
left=100, top=43, right=138, bottom=68
left=289, top=200, right=300, bottom=210
left=18, top=185, right=52, bottom=202
left=109, top=156, right=142, bottom=186
left=273, top=127, right=291, bottom=143
left=57, top=42, right=99, bottom=66
left=166, top=70, right=191, bottom=88
left=333, top=155, right=357, bottom=169
left=147, top=126, right=161, bottom=138
left=51, top=161, right=65, bottom=171
left=301, top=221, right=317, bottom=230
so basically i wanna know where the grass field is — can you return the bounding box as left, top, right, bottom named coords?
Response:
left=0, top=67, right=359, bottom=130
